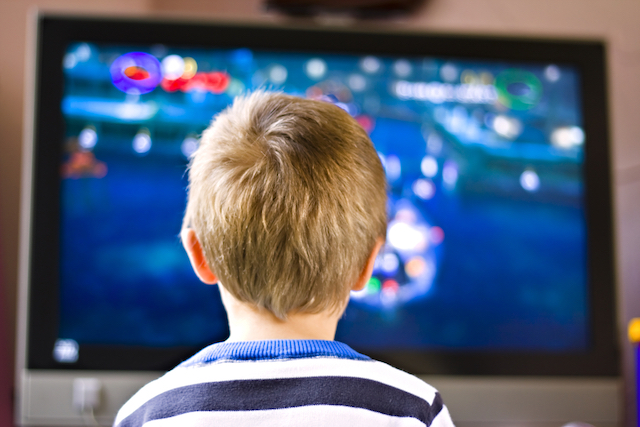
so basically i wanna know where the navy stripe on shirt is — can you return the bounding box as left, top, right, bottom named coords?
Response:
left=118, top=376, right=444, bottom=427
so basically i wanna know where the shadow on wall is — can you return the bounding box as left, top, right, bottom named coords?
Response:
left=0, top=214, right=13, bottom=425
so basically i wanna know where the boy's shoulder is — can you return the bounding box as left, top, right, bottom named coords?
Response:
left=114, top=340, right=453, bottom=427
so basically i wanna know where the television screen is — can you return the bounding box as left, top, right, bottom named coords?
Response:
left=59, top=43, right=587, bottom=351
left=24, top=17, right=617, bottom=377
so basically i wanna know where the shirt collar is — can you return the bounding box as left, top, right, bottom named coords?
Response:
left=180, top=339, right=369, bottom=367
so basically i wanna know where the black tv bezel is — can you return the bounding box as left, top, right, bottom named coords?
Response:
left=26, top=15, right=619, bottom=376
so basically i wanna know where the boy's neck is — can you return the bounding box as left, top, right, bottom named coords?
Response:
left=219, top=285, right=342, bottom=342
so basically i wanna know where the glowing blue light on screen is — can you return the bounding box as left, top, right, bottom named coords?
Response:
left=133, top=131, right=152, bottom=154
left=269, top=64, right=288, bottom=84
left=442, top=161, right=458, bottom=189
left=426, top=133, right=443, bottom=155
left=440, top=63, right=458, bottom=82
left=380, top=253, right=400, bottom=274
left=305, top=58, right=327, bottom=80
left=412, top=179, right=436, bottom=200
left=545, top=64, right=561, bottom=82
left=348, top=74, right=366, bottom=92
left=520, top=169, right=540, bottom=192
left=78, top=127, right=97, bottom=150
left=62, top=98, right=159, bottom=121
left=360, top=56, right=381, bottom=74
left=385, top=155, right=402, bottom=181
left=181, top=137, right=199, bottom=158
left=393, top=59, right=412, bottom=78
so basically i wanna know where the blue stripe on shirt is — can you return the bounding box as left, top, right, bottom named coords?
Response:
left=180, top=339, right=370, bottom=367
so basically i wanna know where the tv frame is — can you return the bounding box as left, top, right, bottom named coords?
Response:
left=16, top=14, right=620, bottom=426
left=16, top=12, right=620, bottom=426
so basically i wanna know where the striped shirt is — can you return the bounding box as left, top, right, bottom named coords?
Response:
left=114, top=340, right=455, bottom=427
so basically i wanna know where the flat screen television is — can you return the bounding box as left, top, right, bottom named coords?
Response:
left=16, top=14, right=620, bottom=426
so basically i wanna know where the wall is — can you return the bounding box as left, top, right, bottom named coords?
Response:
left=1, top=0, right=639, bottom=425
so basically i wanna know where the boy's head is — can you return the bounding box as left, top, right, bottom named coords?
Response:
left=182, top=91, right=387, bottom=319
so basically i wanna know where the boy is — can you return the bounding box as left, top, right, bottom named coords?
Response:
left=113, top=91, right=455, bottom=427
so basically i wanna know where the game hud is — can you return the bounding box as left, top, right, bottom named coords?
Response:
left=57, top=42, right=587, bottom=359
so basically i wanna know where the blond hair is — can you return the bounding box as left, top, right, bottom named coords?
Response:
left=183, top=91, right=387, bottom=319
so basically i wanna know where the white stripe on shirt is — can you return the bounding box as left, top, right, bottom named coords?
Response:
left=143, top=404, right=429, bottom=427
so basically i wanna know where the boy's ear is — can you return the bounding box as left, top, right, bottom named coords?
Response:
left=352, top=237, right=384, bottom=292
left=181, top=228, right=218, bottom=285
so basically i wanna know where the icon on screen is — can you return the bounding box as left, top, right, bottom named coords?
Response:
left=53, top=339, right=79, bottom=363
